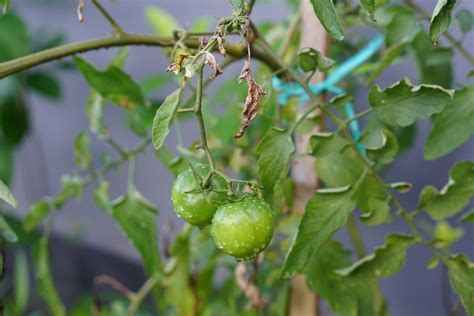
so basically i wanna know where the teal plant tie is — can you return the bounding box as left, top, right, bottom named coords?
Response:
left=272, top=34, right=384, bottom=152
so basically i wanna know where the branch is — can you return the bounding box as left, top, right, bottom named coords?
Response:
left=0, top=33, right=284, bottom=80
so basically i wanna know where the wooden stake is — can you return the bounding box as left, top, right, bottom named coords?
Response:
left=289, top=1, right=329, bottom=315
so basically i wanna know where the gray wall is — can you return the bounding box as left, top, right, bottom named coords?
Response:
left=8, top=0, right=474, bottom=315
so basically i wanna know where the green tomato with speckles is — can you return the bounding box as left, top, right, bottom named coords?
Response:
left=171, top=164, right=227, bottom=227
left=211, top=195, right=275, bottom=260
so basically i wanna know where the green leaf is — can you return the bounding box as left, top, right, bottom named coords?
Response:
left=0, top=141, right=14, bottom=185
left=0, top=0, right=10, bottom=14
left=109, top=47, right=129, bottom=68
left=360, top=197, right=392, bottom=226
left=24, top=198, right=52, bottom=231
left=141, top=73, right=174, bottom=94
left=363, top=128, right=399, bottom=165
left=111, top=189, right=162, bottom=276
left=33, top=234, right=66, bottom=316
left=425, top=85, right=474, bottom=160
left=314, top=135, right=388, bottom=213
left=0, top=178, right=17, bottom=208
left=2, top=214, right=40, bottom=245
left=369, top=78, right=453, bottom=127
left=25, top=72, right=61, bottom=100
left=190, top=16, right=212, bottom=32
left=0, top=214, right=16, bottom=242
left=329, top=94, right=353, bottom=108
left=144, top=5, right=180, bottom=37
left=163, top=228, right=195, bottom=316
left=297, top=47, right=335, bottom=72
left=210, top=104, right=242, bottom=146
left=281, top=186, right=357, bottom=278
left=337, top=234, right=415, bottom=279
left=85, top=90, right=108, bottom=138
left=456, top=9, right=473, bottom=33
left=14, top=250, right=29, bottom=315
left=152, top=88, right=183, bottom=150
left=154, top=147, right=187, bottom=177
left=445, top=254, right=474, bottom=316
left=429, top=0, right=457, bottom=44
left=368, top=42, right=407, bottom=83
left=310, top=132, right=348, bottom=157
left=308, top=0, right=344, bottom=40
left=0, top=92, right=30, bottom=146
left=460, top=209, right=474, bottom=223
left=73, top=56, right=146, bottom=108
left=73, top=131, right=92, bottom=170
left=305, top=240, right=378, bottom=316
left=426, top=257, right=440, bottom=270
left=358, top=0, right=375, bottom=19
left=384, top=5, right=421, bottom=46
left=0, top=13, right=31, bottom=61
left=433, top=221, right=463, bottom=249
left=256, top=128, right=295, bottom=209
left=411, top=32, right=453, bottom=88
left=418, top=161, right=474, bottom=220
left=54, top=175, right=84, bottom=208
left=93, top=180, right=112, bottom=214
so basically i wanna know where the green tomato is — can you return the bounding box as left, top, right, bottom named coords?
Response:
left=171, top=164, right=227, bottom=227
left=211, top=195, right=275, bottom=260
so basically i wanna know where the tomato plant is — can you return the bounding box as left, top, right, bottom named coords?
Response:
left=0, top=0, right=473, bottom=315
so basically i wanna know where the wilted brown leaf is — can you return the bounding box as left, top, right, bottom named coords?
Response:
left=204, top=52, right=223, bottom=79
left=235, top=55, right=267, bottom=139
left=77, top=0, right=85, bottom=22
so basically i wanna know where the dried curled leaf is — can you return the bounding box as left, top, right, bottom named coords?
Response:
left=165, top=54, right=189, bottom=75
left=77, top=0, right=85, bottom=22
left=165, top=63, right=179, bottom=75
left=204, top=52, right=223, bottom=79
left=199, top=36, right=208, bottom=49
left=235, top=57, right=267, bottom=138
left=216, top=34, right=226, bottom=56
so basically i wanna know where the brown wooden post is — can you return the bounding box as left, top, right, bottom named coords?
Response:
left=288, top=0, right=329, bottom=315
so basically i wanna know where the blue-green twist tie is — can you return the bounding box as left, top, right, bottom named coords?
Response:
left=272, top=34, right=384, bottom=152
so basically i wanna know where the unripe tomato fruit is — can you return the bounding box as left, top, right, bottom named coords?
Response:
left=171, top=164, right=226, bottom=227
left=211, top=195, right=275, bottom=260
